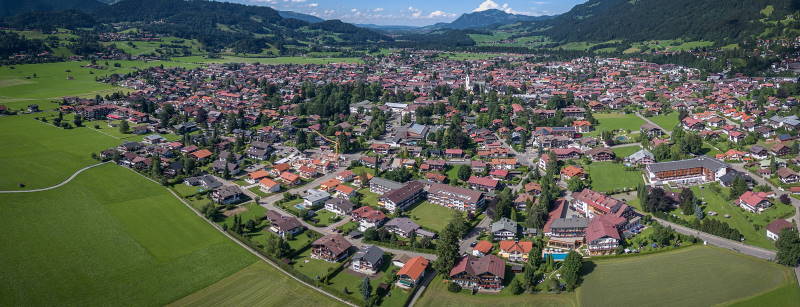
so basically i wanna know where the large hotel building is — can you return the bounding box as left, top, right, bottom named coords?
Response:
left=644, top=157, right=730, bottom=186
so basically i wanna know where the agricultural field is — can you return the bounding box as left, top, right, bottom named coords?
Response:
left=578, top=246, right=797, bottom=306
left=0, top=164, right=257, bottom=306
left=168, top=262, right=344, bottom=307
left=648, top=112, right=681, bottom=132
left=0, top=115, right=120, bottom=190
left=171, top=56, right=363, bottom=65
left=586, top=162, right=643, bottom=193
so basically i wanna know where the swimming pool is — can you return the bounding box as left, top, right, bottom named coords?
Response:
left=544, top=253, right=568, bottom=261
left=294, top=203, right=306, bottom=210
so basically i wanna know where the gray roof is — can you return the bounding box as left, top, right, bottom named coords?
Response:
left=370, top=177, right=404, bottom=190
left=550, top=217, right=589, bottom=229
left=491, top=217, right=518, bottom=233
left=385, top=217, right=420, bottom=234
left=408, top=124, right=428, bottom=135
left=304, top=189, right=331, bottom=202
left=646, top=157, right=728, bottom=173
left=626, top=149, right=654, bottom=161
left=325, top=198, right=355, bottom=212
left=353, top=245, right=384, bottom=266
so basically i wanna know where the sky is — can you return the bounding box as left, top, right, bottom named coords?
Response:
left=226, top=0, right=585, bottom=26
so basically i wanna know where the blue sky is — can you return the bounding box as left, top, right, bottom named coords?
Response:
left=226, top=0, right=585, bottom=26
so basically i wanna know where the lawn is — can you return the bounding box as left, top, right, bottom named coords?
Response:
left=358, top=188, right=381, bottom=208
left=407, top=201, right=458, bottom=233
left=648, top=112, right=681, bottom=132
left=311, top=209, right=341, bottom=227
left=0, top=115, right=120, bottom=190
left=416, top=274, right=577, bottom=307
left=167, top=262, right=344, bottom=307
left=611, top=145, right=642, bottom=159
left=690, top=185, right=796, bottom=250
left=586, top=162, right=643, bottom=193
left=292, top=249, right=341, bottom=280
left=0, top=164, right=257, bottom=306
left=578, top=246, right=796, bottom=306
left=591, top=113, right=646, bottom=134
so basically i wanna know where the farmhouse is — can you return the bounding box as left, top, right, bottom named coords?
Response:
left=311, top=234, right=352, bottom=262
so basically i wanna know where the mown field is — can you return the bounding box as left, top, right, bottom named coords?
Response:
left=587, top=162, right=643, bottom=193
left=416, top=274, right=577, bottom=307
left=591, top=113, right=646, bottom=134
left=578, top=246, right=796, bottom=307
left=0, top=115, right=120, bottom=190
left=648, top=112, right=681, bottom=132
left=0, top=163, right=257, bottom=306
left=168, top=262, right=344, bottom=307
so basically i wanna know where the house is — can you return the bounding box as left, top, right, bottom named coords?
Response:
left=573, top=120, right=593, bottom=133
left=737, top=191, right=772, bottom=213
left=246, top=170, right=270, bottom=184
left=766, top=219, right=793, bottom=240
left=640, top=123, right=664, bottom=138
left=370, top=143, right=392, bottom=155
left=212, top=186, right=245, bottom=204
left=279, top=172, right=301, bottom=185
left=585, top=147, right=615, bottom=162
left=303, top=189, right=331, bottom=208
left=246, top=143, right=271, bottom=160
left=498, top=240, right=533, bottom=262
left=427, top=183, right=485, bottom=212
left=624, top=149, right=655, bottom=166
left=585, top=215, right=623, bottom=256
left=379, top=181, right=425, bottom=213
left=551, top=148, right=582, bottom=160
left=384, top=218, right=421, bottom=238
left=334, top=184, right=357, bottom=200
left=191, top=149, right=213, bottom=161
left=352, top=206, right=387, bottom=231
left=350, top=246, right=385, bottom=275
left=336, top=170, right=355, bottom=182
left=449, top=255, right=505, bottom=291
left=776, top=167, right=800, bottom=184
left=560, top=165, right=586, bottom=181
left=571, top=189, right=626, bottom=218
left=298, top=165, right=318, bottom=179
left=184, top=175, right=222, bottom=190
left=491, top=218, right=519, bottom=240
left=324, top=198, right=356, bottom=216
left=513, top=194, right=535, bottom=210
left=270, top=163, right=291, bottom=177
left=258, top=178, right=281, bottom=193
left=749, top=146, right=769, bottom=160
left=445, top=148, right=464, bottom=158
left=467, top=176, right=500, bottom=192
left=771, top=144, right=791, bottom=156
left=311, top=234, right=352, bottom=262
left=396, top=256, right=429, bottom=289
left=472, top=240, right=493, bottom=257
left=369, top=177, right=404, bottom=195
left=266, top=211, right=304, bottom=238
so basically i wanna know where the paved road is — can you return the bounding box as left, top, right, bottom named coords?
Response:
left=0, top=162, right=110, bottom=193
left=636, top=112, right=672, bottom=136
left=654, top=217, right=776, bottom=260
left=407, top=267, right=436, bottom=307
left=458, top=216, right=492, bottom=255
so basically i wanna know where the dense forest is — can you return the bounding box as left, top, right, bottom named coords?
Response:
left=0, top=31, right=49, bottom=58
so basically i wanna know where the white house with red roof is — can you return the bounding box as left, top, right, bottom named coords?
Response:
left=737, top=191, right=772, bottom=213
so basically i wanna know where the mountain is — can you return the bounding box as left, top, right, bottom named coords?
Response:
left=356, top=24, right=420, bottom=32
left=425, top=9, right=552, bottom=30
left=516, top=0, right=799, bottom=44
left=0, top=0, right=105, bottom=17
left=278, top=10, right=324, bottom=23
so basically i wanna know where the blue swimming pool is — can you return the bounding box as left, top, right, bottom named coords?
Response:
left=544, top=253, right=568, bottom=261
left=294, top=204, right=306, bottom=210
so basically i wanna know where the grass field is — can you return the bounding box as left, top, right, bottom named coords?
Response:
left=168, top=262, right=344, bottom=307
left=611, top=145, right=642, bottom=158
left=586, top=162, right=643, bottom=193
left=0, top=115, right=120, bottom=190
left=407, top=201, right=457, bottom=233
left=0, top=164, right=257, bottom=306
left=592, top=113, right=646, bottom=134
left=648, top=112, right=681, bottom=132
left=416, top=274, right=577, bottom=307
left=578, top=246, right=795, bottom=306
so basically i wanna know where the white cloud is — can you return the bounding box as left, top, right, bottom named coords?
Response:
left=408, top=6, right=422, bottom=18
left=373, top=8, right=384, bottom=12
left=428, top=10, right=455, bottom=18
left=473, top=0, right=523, bottom=14
left=307, top=3, right=318, bottom=7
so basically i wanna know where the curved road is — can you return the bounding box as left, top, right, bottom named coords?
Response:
left=0, top=162, right=110, bottom=194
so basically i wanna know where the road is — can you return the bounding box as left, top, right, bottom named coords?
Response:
left=0, top=162, right=110, bottom=193
left=653, top=217, right=777, bottom=260
left=458, top=216, right=492, bottom=254
left=636, top=112, right=672, bottom=136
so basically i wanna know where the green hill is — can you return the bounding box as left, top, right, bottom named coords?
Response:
left=0, top=0, right=104, bottom=17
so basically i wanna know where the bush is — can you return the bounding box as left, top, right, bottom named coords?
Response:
left=447, top=282, right=462, bottom=293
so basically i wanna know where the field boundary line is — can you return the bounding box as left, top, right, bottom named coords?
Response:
left=120, top=166, right=357, bottom=307
left=0, top=161, right=110, bottom=193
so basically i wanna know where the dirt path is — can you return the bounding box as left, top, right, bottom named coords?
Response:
left=0, top=162, right=110, bottom=193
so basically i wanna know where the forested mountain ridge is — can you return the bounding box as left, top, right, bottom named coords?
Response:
left=517, top=0, right=800, bottom=43
left=0, top=0, right=105, bottom=17
left=424, top=9, right=553, bottom=31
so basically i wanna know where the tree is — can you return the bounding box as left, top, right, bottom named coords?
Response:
left=119, top=120, right=129, bottom=134
left=433, top=222, right=461, bottom=274
left=728, top=176, right=747, bottom=200
left=560, top=251, right=583, bottom=291
left=73, top=115, right=83, bottom=127
left=360, top=277, right=372, bottom=303
left=509, top=278, right=523, bottom=295
left=775, top=228, right=800, bottom=266
left=567, top=177, right=587, bottom=192
left=457, top=165, right=472, bottom=181
left=679, top=188, right=695, bottom=215
left=264, top=232, right=291, bottom=258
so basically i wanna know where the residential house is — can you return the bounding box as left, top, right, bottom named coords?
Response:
left=334, top=184, right=357, bottom=200
left=585, top=147, right=615, bottom=162
left=498, top=240, right=533, bottom=262
left=352, top=206, right=387, bottom=231
left=303, top=189, right=331, bottom=208
left=472, top=240, right=493, bottom=257
left=491, top=218, right=519, bottom=240
left=266, top=211, right=304, bottom=238
left=467, top=176, right=500, bottom=192
left=212, top=186, right=245, bottom=205
left=737, top=191, right=772, bottom=213
left=777, top=167, right=800, bottom=184
left=350, top=246, right=385, bottom=275
left=396, top=256, right=429, bottom=289
left=246, top=170, right=270, bottom=184
left=449, top=255, right=505, bottom=291
left=369, top=177, right=404, bottom=195
left=560, top=165, right=586, bottom=181
left=585, top=215, right=623, bottom=256
left=324, top=198, right=356, bottom=216
left=279, top=172, right=301, bottom=185
left=311, top=234, right=353, bottom=262
left=766, top=219, right=793, bottom=240
left=258, top=178, right=281, bottom=193
left=384, top=218, right=421, bottom=238
left=625, top=149, right=655, bottom=166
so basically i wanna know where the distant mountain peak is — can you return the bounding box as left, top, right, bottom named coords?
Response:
left=425, top=8, right=552, bottom=30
